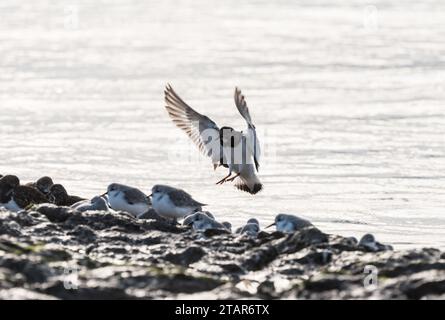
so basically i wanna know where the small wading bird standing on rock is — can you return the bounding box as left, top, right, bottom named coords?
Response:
left=164, top=84, right=262, bottom=194
left=103, top=183, right=151, bottom=218
left=266, top=214, right=314, bottom=233
left=150, top=184, right=205, bottom=222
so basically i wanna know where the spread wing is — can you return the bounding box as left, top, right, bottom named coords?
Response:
left=234, top=87, right=261, bottom=171
left=165, top=84, right=221, bottom=166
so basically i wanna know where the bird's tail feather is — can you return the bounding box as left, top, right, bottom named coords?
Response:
left=234, top=176, right=263, bottom=195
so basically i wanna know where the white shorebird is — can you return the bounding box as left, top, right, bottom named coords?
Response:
left=236, top=218, right=260, bottom=236
left=71, top=195, right=110, bottom=212
left=266, top=214, right=313, bottom=233
left=103, top=183, right=151, bottom=218
left=150, top=184, right=205, bottom=221
left=164, top=84, right=262, bottom=194
left=183, top=212, right=229, bottom=231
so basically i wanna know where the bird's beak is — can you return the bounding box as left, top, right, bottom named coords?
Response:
left=265, top=222, right=276, bottom=229
left=100, top=192, right=107, bottom=197
left=213, top=164, right=218, bottom=171
left=148, top=193, right=152, bottom=197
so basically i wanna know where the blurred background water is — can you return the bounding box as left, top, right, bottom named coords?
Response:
left=1, top=0, right=444, bottom=248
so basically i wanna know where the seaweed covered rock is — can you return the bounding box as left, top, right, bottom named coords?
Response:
left=0, top=208, right=444, bottom=299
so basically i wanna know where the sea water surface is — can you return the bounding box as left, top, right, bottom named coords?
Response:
left=1, top=0, right=444, bottom=249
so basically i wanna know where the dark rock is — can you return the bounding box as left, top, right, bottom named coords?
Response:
left=137, top=208, right=161, bottom=220
left=140, top=219, right=183, bottom=234
left=64, top=211, right=143, bottom=233
left=40, top=281, right=134, bottom=300
left=257, top=280, right=277, bottom=299
left=219, top=263, right=245, bottom=274
left=294, top=248, right=333, bottom=265
left=0, top=220, right=22, bottom=237
left=241, top=245, right=279, bottom=271
left=401, top=272, right=445, bottom=299
left=67, top=225, right=97, bottom=243
left=35, top=204, right=74, bottom=223
left=276, top=227, right=329, bottom=254
left=165, top=246, right=206, bottom=266
left=0, top=207, right=443, bottom=299
left=203, top=228, right=231, bottom=237
left=158, top=273, right=223, bottom=294
left=0, top=288, right=57, bottom=300
left=39, top=248, right=72, bottom=262
left=302, top=274, right=362, bottom=293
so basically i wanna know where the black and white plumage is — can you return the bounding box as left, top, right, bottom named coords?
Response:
left=26, top=176, right=54, bottom=195
left=0, top=175, right=20, bottom=204
left=0, top=175, right=48, bottom=211
left=164, top=84, right=262, bottom=194
left=48, top=184, right=85, bottom=207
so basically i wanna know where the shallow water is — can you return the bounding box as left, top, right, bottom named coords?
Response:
left=1, top=0, right=444, bottom=249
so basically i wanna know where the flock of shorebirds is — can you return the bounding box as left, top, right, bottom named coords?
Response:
left=0, top=174, right=310, bottom=235
left=0, top=172, right=387, bottom=249
left=0, top=84, right=390, bottom=249
left=0, top=85, right=319, bottom=235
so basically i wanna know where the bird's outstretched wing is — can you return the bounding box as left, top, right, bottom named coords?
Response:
left=234, top=87, right=254, bottom=128
left=164, top=84, right=221, bottom=166
left=234, top=88, right=261, bottom=171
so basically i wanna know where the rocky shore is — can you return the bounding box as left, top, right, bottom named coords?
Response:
left=1, top=204, right=444, bottom=300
